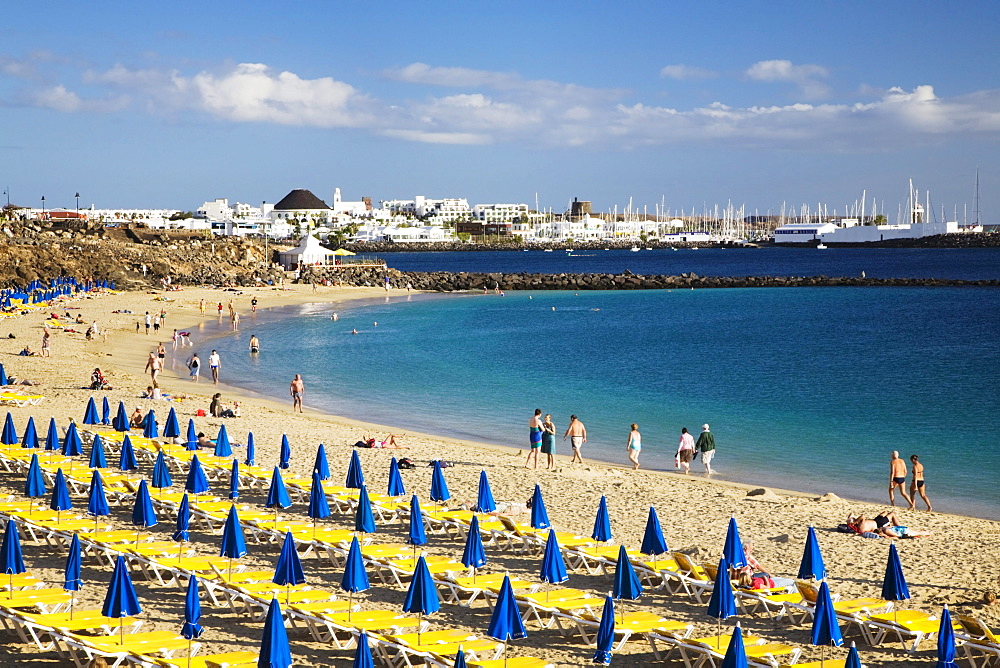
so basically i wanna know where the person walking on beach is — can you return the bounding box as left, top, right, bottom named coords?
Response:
left=526, top=409, right=543, bottom=469
left=676, top=427, right=696, bottom=474
left=889, top=450, right=912, bottom=508
left=187, top=352, right=201, bottom=382
left=564, top=415, right=586, bottom=464
left=171, top=329, right=179, bottom=351
left=626, top=423, right=642, bottom=470
left=199, top=298, right=206, bottom=316
left=290, top=374, right=304, bottom=413
left=249, top=335, right=260, bottom=354
left=696, top=424, right=716, bottom=475
left=908, top=454, right=931, bottom=511
left=208, top=350, right=221, bottom=384
left=145, top=351, right=162, bottom=388
left=541, top=414, right=556, bottom=470
left=144, top=312, right=151, bottom=335
left=40, top=329, right=51, bottom=357
left=251, top=297, right=257, bottom=313
left=231, top=311, right=240, bottom=331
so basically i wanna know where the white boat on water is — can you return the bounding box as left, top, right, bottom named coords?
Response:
left=543, top=249, right=553, bottom=252
left=817, top=243, right=828, bottom=249
left=630, top=247, right=640, bottom=252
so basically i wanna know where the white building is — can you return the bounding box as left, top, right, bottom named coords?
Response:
left=353, top=224, right=452, bottom=243
left=472, top=203, right=529, bottom=223
left=330, top=188, right=372, bottom=217
left=381, top=196, right=471, bottom=225
left=772, top=222, right=840, bottom=243
left=277, top=235, right=337, bottom=269
left=270, top=189, right=335, bottom=231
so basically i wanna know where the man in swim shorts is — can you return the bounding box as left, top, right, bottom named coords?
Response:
left=889, top=450, right=912, bottom=508
left=563, top=414, right=586, bottom=464
left=249, top=335, right=260, bottom=353
left=290, top=374, right=304, bottom=413
left=696, top=424, right=716, bottom=475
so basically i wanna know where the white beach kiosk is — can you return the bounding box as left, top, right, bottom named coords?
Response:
left=277, top=235, right=337, bottom=270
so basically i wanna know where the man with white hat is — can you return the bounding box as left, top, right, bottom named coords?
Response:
left=696, top=424, right=716, bottom=475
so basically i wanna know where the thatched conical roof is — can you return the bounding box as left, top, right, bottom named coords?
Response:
left=273, top=189, right=330, bottom=211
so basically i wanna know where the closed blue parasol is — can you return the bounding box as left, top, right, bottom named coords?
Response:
left=83, top=397, right=100, bottom=425
left=0, top=363, right=6, bottom=386
left=102, top=555, right=141, bottom=641
left=259, top=598, right=293, bottom=668
left=461, top=515, right=487, bottom=573
left=613, top=544, right=644, bottom=606
left=152, top=450, right=173, bottom=492
left=163, top=406, right=180, bottom=439
left=708, top=557, right=737, bottom=629
left=19, top=417, right=38, bottom=449
left=65, top=532, right=83, bottom=592
left=131, top=480, right=158, bottom=537
left=313, top=443, right=330, bottom=481
left=0, top=519, right=26, bottom=595
left=245, top=431, right=256, bottom=466
left=307, top=471, right=330, bottom=538
left=429, top=460, right=450, bottom=504
left=214, top=424, right=232, bottom=458
left=593, top=496, right=612, bottom=543
left=219, top=505, right=247, bottom=562
left=811, top=580, right=844, bottom=649
left=354, top=485, right=376, bottom=535
left=185, top=454, right=210, bottom=496
left=798, top=526, right=826, bottom=581
left=592, top=595, right=615, bottom=665
left=353, top=631, right=374, bottom=668
left=142, top=409, right=158, bottom=439
left=87, top=469, right=111, bottom=523
left=881, top=542, right=910, bottom=603
left=273, top=531, right=305, bottom=604
left=453, top=649, right=468, bottom=668
left=113, top=401, right=129, bottom=432
left=279, top=434, right=291, bottom=470
left=541, top=529, right=569, bottom=585
left=403, top=555, right=440, bottom=621
left=101, top=397, right=111, bottom=426
left=186, top=419, right=198, bottom=450
left=641, top=506, right=668, bottom=560
left=345, top=449, right=364, bottom=489
left=173, top=493, right=191, bottom=542
left=723, top=517, right=748, bottom=569
left=50, top=469, right=73, bottom=516
left=486, top=574, right=528, bottom=665
left=407, top=495, right=427, bottom=551
left=228, top=460, right=240, bottom=500
left=936, top=605, right=959, bottom=668
left=89, top=433, right=108, bottom=469
left=181, top=575, right=204, bottom=642
left=266, top=467, right=292, bottom=512
left=342, top=535, right=370, bottom=596
left=25, top=453, right=46, bottom=501
left=62, top=422, right=82, bottom=456
left=721, top=624, right=749, bottom=668
left=529, top=484, right=550, bottom=530
left=119, top=434, right=138, bottom=472
left=2, top=412, right=17, bottom=445
left=846, top=643, right=862, bottom=668
left=45, top=418, right=60, bottom=452
left=387, top=457, right=406, bottom=497
left=472, top=470, right=497, bottom=514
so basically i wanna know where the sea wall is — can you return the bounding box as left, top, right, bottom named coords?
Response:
left=301, top=265, right=1000, bottom=291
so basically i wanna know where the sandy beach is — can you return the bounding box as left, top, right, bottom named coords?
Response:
left=1, top=283, right=998, bottom=667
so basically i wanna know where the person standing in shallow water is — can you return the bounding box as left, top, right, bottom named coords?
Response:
left=909, top=454, right=932, bottom=511
left=564, top=414, right=586, bottom=464
left=677, top=427, right=696, bottom=474
left=696, top=424, right=716, bottom=475
left=290, top=374, right=304, bottom=413
left=525, top=409, right=543, bottom=468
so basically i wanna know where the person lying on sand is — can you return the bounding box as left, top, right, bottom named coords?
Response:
left=847, top=511, right=933, bottom=538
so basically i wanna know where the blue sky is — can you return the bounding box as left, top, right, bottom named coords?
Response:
left=2, top=1, right=998, bottom=219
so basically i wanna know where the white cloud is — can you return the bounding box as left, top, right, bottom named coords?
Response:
left=746, top=59, right=831, bottom=99
left=32, top=85, right=127, bottom=113
left=660, top=64, right=717, bottom=80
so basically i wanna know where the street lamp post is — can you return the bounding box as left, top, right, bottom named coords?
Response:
left=40, top=196, right=45, bottom=221
left=75, top=192, right=80, bottom=218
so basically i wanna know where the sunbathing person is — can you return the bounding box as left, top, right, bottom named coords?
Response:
left=847, top=511, right=933, bottom=538
left=129, top=406, right=145, bottom=429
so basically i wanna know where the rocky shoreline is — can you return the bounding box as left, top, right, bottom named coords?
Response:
left=302, top=265, right=1000, bottom=291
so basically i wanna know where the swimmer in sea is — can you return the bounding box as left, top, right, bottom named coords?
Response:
left=352, top=329, right=358, bottom=335
left=332, top=312, right=339, bottom=321
left=249, top=335, right=260, bottom=354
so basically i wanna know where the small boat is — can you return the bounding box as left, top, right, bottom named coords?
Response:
left=543, top=249, right=553, bottom=252
left=645, top=247, right=653, bottom=251
left=630, top=247, right=640, bottom=252
left=816, top=243, right=828, bottom=250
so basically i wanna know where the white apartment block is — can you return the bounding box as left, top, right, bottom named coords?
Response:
left=381, top=196, right=471, bottom=225
left=472, top=203, right=530, bottom=223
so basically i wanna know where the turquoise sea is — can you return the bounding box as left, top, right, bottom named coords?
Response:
left=206, top=278, right=1000, bottom=520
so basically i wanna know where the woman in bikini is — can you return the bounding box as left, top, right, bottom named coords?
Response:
left=909, top=454, right=933, bottom=511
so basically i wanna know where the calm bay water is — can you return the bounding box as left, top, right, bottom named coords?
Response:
left=211, top=270, right=1000, bottom=519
